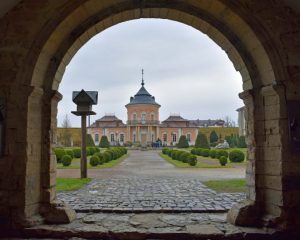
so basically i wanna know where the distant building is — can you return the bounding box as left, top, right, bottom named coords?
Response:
left=88, top=75, right=225, bottom=146
left=236, top=106, right=246, bottom=136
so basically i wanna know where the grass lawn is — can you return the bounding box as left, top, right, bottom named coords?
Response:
left=203, top=179, right=246, bottom=193
left=57, top=154, right=129, bottom=169
left=56, top=178, right=91, bottom=191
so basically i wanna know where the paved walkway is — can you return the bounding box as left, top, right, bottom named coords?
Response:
left=58, top=150, right=246, bottom=213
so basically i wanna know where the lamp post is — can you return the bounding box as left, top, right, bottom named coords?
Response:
left=71, top=90, right=98, bottom=178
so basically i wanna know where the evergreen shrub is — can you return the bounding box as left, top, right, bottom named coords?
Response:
left=99, top=136, right=110, bottom=148
left=61, top=155, right=72, bottom=166
left=72, top=148, right=81, bottom=158
left=195, top=132, right=209, bottom=148
left=219, top=156, right=228, bottom=166
left=187, top=155, right=197, bottom=166
left=216, top=150, right=228, bottom=159
left=65, top=149, right=74, bottom=158
left=54, top=148, right=66, bottom=163
left=90, top=155, right=99, bottom=166
left=210, top=150, right=217, bottom=158
left=229, top=150, right=245, bottom=162
left=177, top=135, right=189, bottom=148
left=202, top=149, right=210, bottom=157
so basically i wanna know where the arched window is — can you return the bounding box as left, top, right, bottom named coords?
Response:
left=163, top=132, right=168, bottom=142
left=132, top=112, right=137, bottom=121
left=172, top=133, right=177, bottom=143
left=110, top=133, right=115, bottom=142
left=150, top=112, right=155, bottom=121
left=141, top=112, right=146, bottom=123
left=120, top=133, right=125, bottom=143
left=95, top=133, right=99, bottom=142
left=187, top=133, right=191, bottom=142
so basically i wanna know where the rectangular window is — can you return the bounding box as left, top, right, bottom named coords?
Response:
left=172, top=133, right=177, bottom=142
left=110, top=133, right=115, bottom=142
left=163, top=133, right=167, bottom=142
left=95, top=133, right=99, bottom=142
left=120, top=133, right=124, bottom=142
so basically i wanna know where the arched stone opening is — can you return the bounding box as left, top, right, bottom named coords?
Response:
left=0, top=0, right=297, bottom=231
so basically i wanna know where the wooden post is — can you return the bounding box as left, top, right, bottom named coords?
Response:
left=81, top=115, right=87, bottom=178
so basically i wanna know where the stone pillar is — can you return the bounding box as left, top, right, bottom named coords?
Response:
left=127, top=126, right=130, bottom=142
left=40, top=90, right=76, bottom=224
left=227, top=89, right=260, bottom=226
left=81, top=115, right=87, bottom=178
left=227, top=85, right=290, bottom=229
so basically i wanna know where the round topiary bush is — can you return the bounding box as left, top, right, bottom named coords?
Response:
left=89, top=155, right=99, bottom=166
left=180, top=152, right=190, bottom=163
left=191, top=148, right=196, bottom=155
left=210, top=150, right=217, bottom=159
left=54, top=148, right=66, bottom=163
left=229, top=150, right=245, bottom=162
left=216, top=150, right=228, bottom=159
left=202, top=149, right=210, bottom=157
left=65, top=149, right=74, bottom=158
left=171, top=150, right=178, bottom=159
left=61, top=155, right=72, bottom=166
left=102, top=152, right=111, bottom=162
left=219, top=156, right=228, bottom=166
left=72, top=148, right=81, bottom=158
left=187, top=154, right=197, bottom=166
left=195, top=148, right=202, bottom=156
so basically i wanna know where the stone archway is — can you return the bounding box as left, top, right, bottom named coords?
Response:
left=0, top=0, right=299, bottom=231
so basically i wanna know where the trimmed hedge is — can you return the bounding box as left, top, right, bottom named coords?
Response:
left=65, top=149, right=74, bottom=158
left=216, top=150, right=228, bottom=159
left=101, top=147, right=127, bottom=163
left=162, top=148, right=197, bottom=166
left=210, top=150, right=217, bottom=158
left=61, top=155, right=72, bottom=166
left=229, top=150, right=245, bottom=162
left=72, top=148, right=81, bottom=158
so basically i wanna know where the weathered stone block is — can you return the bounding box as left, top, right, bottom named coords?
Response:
left=227, top=199, right=261, bottom=227
left=41, top=200, right=76, bottom=224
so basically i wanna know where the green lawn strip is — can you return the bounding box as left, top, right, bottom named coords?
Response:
left=57, top=153, right=129, bottom=169
left=56, top=178, right=91, bottom=192
left=159, top=153, right=228, bottom=168
left=203, top=179, right=246, bottom=193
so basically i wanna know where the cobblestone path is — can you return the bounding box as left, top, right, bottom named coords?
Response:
left=58, top=178, right=245, bottom=213
left=58, top=150, right=246, bottom=213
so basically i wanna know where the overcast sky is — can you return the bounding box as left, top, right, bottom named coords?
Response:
left=58, top=19, right=243, bottom=127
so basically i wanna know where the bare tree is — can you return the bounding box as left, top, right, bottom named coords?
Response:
left=223, top=116, right=236, bottom=127
left=61, top=114, right=72, bottom=147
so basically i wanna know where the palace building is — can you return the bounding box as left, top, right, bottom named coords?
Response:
left=88, top=75, right=224, bottom=146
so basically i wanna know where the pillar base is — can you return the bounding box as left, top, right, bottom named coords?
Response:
left=41, top=200, right=76, bottom=224
left=227, top=199, right=261, bottom=227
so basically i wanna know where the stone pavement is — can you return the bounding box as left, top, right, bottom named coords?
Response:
left=57, top=150, right=246, bottom=213
left=21, top=212, right=295, bottom=240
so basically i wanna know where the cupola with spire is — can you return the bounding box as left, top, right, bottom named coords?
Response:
left=125, top=69, right=161, bottom=107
